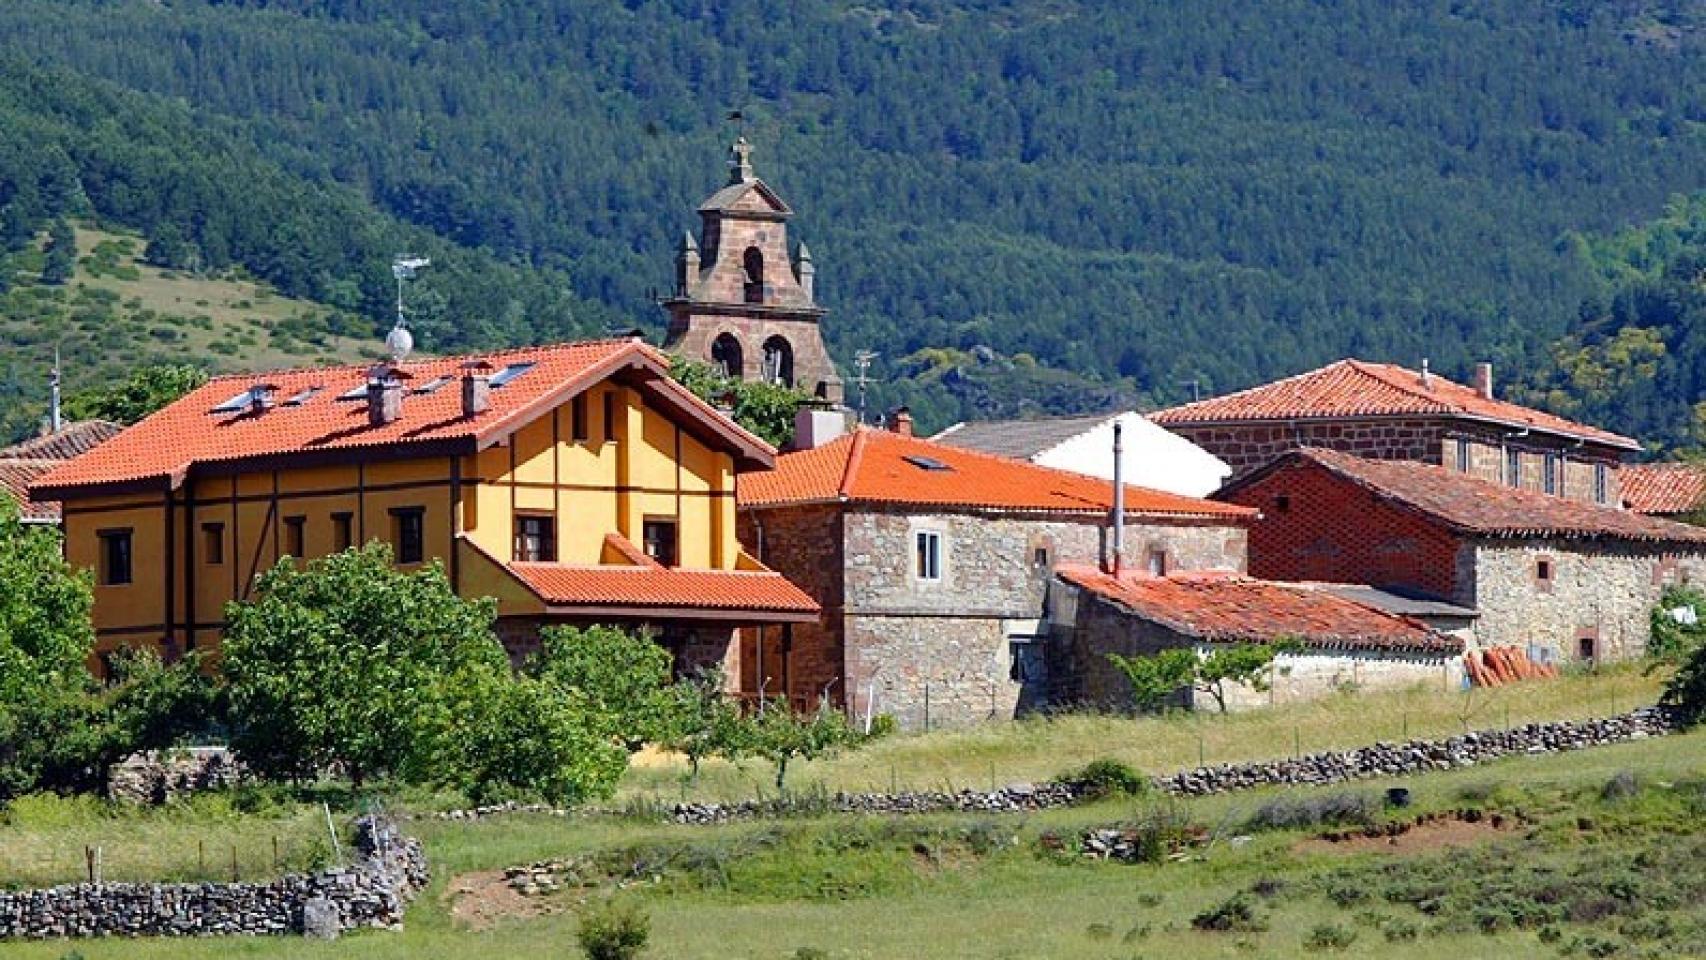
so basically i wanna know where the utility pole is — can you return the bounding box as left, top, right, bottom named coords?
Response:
left=48, top=347, right=62, bottom=434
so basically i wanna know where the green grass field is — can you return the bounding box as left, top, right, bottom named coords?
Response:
left=0, top=672, right=1699, bottom=959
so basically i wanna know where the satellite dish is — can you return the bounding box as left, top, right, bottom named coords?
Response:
left=385, top=323, right=415, bottom=363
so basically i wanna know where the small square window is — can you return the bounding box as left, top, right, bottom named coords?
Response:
left=1578, top=636, right=1597, bottom=662
left=1147, top=548, right=1168, bottom=577
left=916, top=531, right=942, bottom=581
left=1273, top=495, right=1290, bottom=513
left=284, top=516, right=306, bottom=558
left=1032, top=546, right=1050, bottom=568
left=1537, top=559, right=1552, bottom=581
left=332, top=512, right=354, bottom=552
left=643, top=518, right=678, bottom=568
left=514, top=514, right=557, bottom=562
left=202, top=523, right=225, bottom=566
left=391, top=507, right=425, bottom=564
left=99, top=529, right=133, bottom=586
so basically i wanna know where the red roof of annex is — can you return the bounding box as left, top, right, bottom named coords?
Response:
left=1621, top=463, right=1706, bottom=516
left=1151, top=359, right=1639, bottom=451
left=738, top=428, right=1256, bottom=520
left=1227, top=447, right=1706, bottom=543
left=33, top=339, right=776, bottom=498
left=1056, top=564, right=1461, bottom=653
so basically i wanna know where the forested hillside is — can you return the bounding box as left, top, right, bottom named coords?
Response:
left=3, top=0, right=1706, bottom=436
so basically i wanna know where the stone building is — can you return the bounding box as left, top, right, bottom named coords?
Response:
left=1049, top=565, right=1465, bottom=712
left=662, top=137, right=843, bottom=403
left=736, top=419, right=1255, bottom=728
left=1621, top=462, right=1706, bottom=520
left=1152, top=359, right=1639, bottom=504
left=1217, top=447, right=1706, bottom=663
left=931, top=411, right=1231, bottom=497
left=0, top=419, right=122, bottom=525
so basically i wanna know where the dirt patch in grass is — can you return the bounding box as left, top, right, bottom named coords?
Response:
left=446, top=870, right=573, bottom=930
left=1294, top=811, right=1516, bottom=856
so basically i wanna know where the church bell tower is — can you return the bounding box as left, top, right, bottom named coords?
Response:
left=662, top=137, right=843, bottom=403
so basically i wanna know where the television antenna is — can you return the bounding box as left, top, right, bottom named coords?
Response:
left=853, top=350, right=880, bottom=424
left=388, top=256, right=430, bottom=362
left=1179, top=377, right=1205, bottom=403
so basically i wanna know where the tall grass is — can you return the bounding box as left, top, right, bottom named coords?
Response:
left=621, top=664, right=1667, bottom=804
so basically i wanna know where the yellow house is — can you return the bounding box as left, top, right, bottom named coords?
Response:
left=31, top=338, right=818, bottom=677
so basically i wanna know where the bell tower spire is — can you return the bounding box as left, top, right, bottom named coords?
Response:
left=661, top=137, right=843, bottom=404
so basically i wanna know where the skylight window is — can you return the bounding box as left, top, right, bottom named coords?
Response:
left=412, top=375, right=453, bottom=395
left=336, top=384, right=371, bottom=401
left=210, top=390, right=255, bottom=414
left=489, top=362, right=536, bottom=389
left=902, top=454, right=954, bottom=472
left=282, top=386, right=323, bottom=406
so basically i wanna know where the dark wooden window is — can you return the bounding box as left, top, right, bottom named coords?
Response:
left=603, top=391, right=618, bottom=442
left=1578, top=635, right=1597, bottom=662
left=1594, top=464, right=1609, bottom=504
left=391, top=507, right=425, bottom=564
left=514, top=514, right=557, bottom=562
left=1506, top=448, right=1522, bottom=487
left=202, top=523, right=224, bottom=565
left=332, top=512, right=354, bottom=552
left=1455, top=438, right=1470, bottom=473
left=1543, top=455, right=1560, bottom=495
left=98, top=528, right=133, bottom=586
left=284, top=516, right=306, bottom=558
left=571, top=394, right=590, bottom=442
left=643, top=518, right=678, bottom=568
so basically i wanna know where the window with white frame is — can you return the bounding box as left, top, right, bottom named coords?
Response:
left=915, top=530, right=943, bottom=581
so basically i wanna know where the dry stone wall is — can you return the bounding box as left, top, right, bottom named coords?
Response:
left=0, top=816, right=426, bottom=941
left=107, top=748, right=242, bottom=805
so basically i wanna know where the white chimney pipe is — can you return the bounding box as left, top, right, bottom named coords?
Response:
left=1111, top=420, right=1125, bottom=575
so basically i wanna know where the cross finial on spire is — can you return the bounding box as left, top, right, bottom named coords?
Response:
left=729, top=135, right=755, bottom=184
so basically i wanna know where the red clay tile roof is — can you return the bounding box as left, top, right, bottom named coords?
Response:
left=1621, top=463, right=1706, bottom=516
left=0, top=420, right=124, bottom=460
left=1151, top=359, right=1639, bottom=451
left=32, top=340, right=775, bottom=499
left=508, top=562, right=820, bottom=620
left=0, top=458, right=63, bottom=523
left=1232, top=447, right=1706, bottom=543
left=738, top=428, right=1255, bottom=520
left=1056, top=564, right=1461, bottom=653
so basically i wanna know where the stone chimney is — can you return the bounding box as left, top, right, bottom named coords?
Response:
left=791, top=406, right=849, bottom=450
left=886, top=406, right=914, bottom=437
left=1473, top=362, right=1494, bottom=400
left=367, top=365, right=403, bottom=426
left=460, top=360, right=493, bottom=417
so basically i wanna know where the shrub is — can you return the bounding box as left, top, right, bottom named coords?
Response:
left=1649, top=585, right=1706, bottom=663
left=578, top=901, right=650, bottom=960
left=1246, top=792, right=1377, bottom=831
left=1060, top=758, right=1149, bottom=797
left=1304, top=923, right=1357, bottom=952
left=1662, top=633, right=1706, bottom=726
left=1600, top=771, right=1640, bottom=801
left=1191, top=893, right=1268, bottom=933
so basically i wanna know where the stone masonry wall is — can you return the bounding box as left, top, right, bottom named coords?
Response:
left=840, top=507, right=1247, bottom=728
left=0, top=816, right=426, bottom=940
left=738, top=505, right=844, bottom=705
left=1468, top=540, right=1706, bottom=662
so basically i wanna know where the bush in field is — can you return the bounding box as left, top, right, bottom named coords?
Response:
left=1107, top=639, right=1300, bottom=713
left=1191, top=893, right=1269, bottom=933
left=1246, top=792, right=1378, bottom=831
left=1058, top=758, right=1149, bottom=797
left=654, top=668, right=747, bottom=784
left=1663, top=639, right=1706, bottom=726
left=578, top=901, right=650, bottom=960
left=529, top=624, right=679, bottom=751
left=453, top=670, right=628, bottom=805
left=1650, top=585, right=1706, bottom=663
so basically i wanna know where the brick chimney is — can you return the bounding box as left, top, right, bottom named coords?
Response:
left=886, top=406, right=914, bottom=437
left=367, top=365, right=403, bottom=426
left=248, top=384, right=278, bottom=415
left=460, top=360, right=493, bottom=417
left=1473, top=362, right=1494, bottom=400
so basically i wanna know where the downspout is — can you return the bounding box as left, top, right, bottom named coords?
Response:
left=752, top=509, right=766, bottom=704
left=1111, top=420, right=1125, bottom=574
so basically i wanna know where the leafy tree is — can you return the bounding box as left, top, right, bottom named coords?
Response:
left=0, top=496, right=94, bottom=703
left=655, top=668, right=747, bottom=785
left=1108, top=640, right=1299, bottom=714
left=40, top=218, right=75, bottom=285
left=670, top=357, right=811, bottom=448
left=64, top=364, right=207, bottom=425
left=222, top=544, right=508, bottom=786
left=142, top=222, right=194, bottom=271
left=453, top=670, right=628, bottom=805
left=1105, top=648, right=1197, bottom=713
left=1663, top=637, right=1706, bottom=727
left=1650, top=586, right=1706, bottom=664
left=530, top=624, right=678, bottom=751
left=746, top=701, right=859, bottom=793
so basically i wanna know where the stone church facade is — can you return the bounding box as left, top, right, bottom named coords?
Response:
left=663, top=138, right=843, bottom=403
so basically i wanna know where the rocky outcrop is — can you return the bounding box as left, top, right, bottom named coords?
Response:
left=0, top=816, right=427, bottom=940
